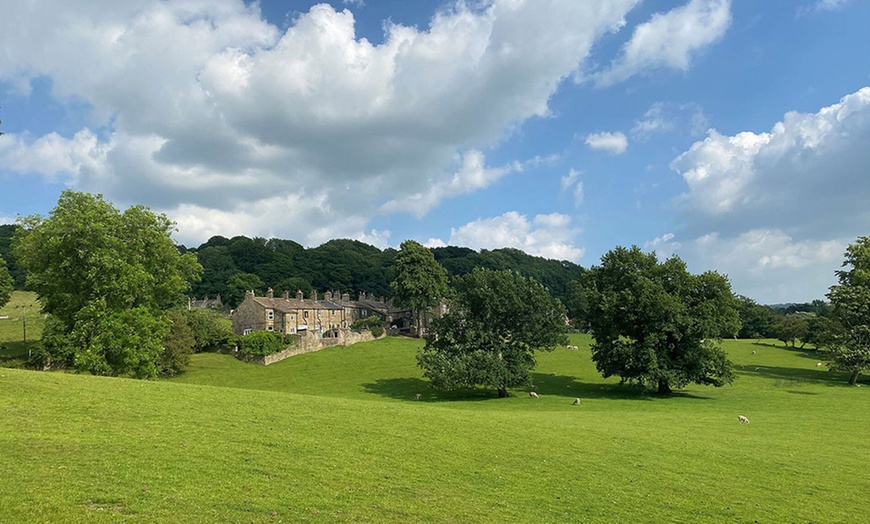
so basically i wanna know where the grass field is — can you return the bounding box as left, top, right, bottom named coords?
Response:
left=1, top=334, right=868, bottom=523
left=0, top=291, right=42, bottom=361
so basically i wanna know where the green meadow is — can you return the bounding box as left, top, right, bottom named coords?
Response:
left=0, top=291, right=42, bottom=362
left=1, top=331, right=868, bottom=523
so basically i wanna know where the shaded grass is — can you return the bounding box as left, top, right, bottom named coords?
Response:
left=1, top=334, right=869, bottom=522
left=0, top=291, right=42, bottom=359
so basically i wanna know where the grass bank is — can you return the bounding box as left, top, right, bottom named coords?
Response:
left=1, top=335, right=868, bottom=522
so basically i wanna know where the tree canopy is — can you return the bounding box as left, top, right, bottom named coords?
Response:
left=0, top=255, right=12, bottom=308
left=390, top=240, right=448, bottom=337
left=582, top=246, right=739, bottom=394
left=825, top=236, right=870, bottom=385
left=418, top=268, right=568, bottom=397
left=14, top=191, right=202, bottom=377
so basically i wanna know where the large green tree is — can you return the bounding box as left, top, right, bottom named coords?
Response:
left=826, top=236, right=870, bottom=385
left=582, top=246, right=739, bottom=395
left=418, top=268, right=568, bottom=397
left=13, top=191, right=202, bottom=377
left=390, top=240, right=448, bottom=337
left=0, top=255, right=12, bottom=308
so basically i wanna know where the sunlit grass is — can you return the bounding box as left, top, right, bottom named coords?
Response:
left=1, top=334, right=868, bottom=522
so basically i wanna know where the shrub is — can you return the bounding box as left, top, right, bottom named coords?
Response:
left=237, top=331, right=287, bottom=357
left=370, top=325, right=384, bottom=338
left=351, top=316, right=382, bottom=331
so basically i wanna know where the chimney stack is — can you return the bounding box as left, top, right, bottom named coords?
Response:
left=324, top=290, right=333, bottom=301
left=342, top=292, right=350, bottom=302
left=310, top=290, right=317, bottom=301
left=245, top=290, right=255, bottom=299
left=266, top=288, right=274, bottom=299
left=296, top=290, right=304, bottom=300
left=282, top=290, right=289, bottom=300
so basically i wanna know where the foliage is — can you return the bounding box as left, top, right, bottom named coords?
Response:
left=161, top=310, right=195, bottom=376
left=225, top=272, right=264, bottom=308
left=582, top=246, right=739, bottom=394
left=734, top=295, right=777, bottom=339
left=772, top=313, right=811, bottom=348
left=186, top=234, right=583, bottom=310
left=351, top=315, right=382, bottom=331
left=0, top=256, right=12, bottom=309
left=13, top=191, right=202, bottom=377
left=825, top=236, right=870, bottom=384
left=236, top=330, right=288, bottom=357
left=370, top=325, right=384, bottom=338
left=564, top=279, right=589, bottom=330
left=390, top=240, right=448, bottom=336
left=0, top=225, right=26, bottom=289
left=184, top=308, right=235, bottom=352
left=418, top=268, right=568, bottom=397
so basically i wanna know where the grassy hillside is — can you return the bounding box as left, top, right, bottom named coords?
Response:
left=0, top=291, right=42, bottom=360
left=2, top=335, right=868, bottom=522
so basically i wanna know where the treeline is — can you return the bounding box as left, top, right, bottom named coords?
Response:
left=184, top=235, right=585, bottom=307
left=0, top=225, right=26, bottom=289
left=734, top=296, right=833, bottom=347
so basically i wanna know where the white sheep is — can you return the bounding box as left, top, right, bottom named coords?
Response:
left=738, top=415, right=750, bottom=424
left=572, top=398, right=581, bottom=405
left=751, top=351, right=756, bottom=355
left=816, top=363, right=823, bottom=367
left=529, top=391, right=540, bottom=399
left=415, top=393, right=422, bottom=400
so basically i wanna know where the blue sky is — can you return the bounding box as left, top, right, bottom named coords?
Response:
left=1, top=0, right=869, bottom=303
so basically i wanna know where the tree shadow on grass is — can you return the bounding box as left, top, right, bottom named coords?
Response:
left=363, top=374, right=713, bottom=402
left=529, top=373, right=713, bottom=401
left=362, top=378, right=506, bottom=402
left=0, top=340, right=34, bottom=359
left=737, top=364, right=855, bottom=387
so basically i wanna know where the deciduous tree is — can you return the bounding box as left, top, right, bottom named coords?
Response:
left=0, top=256, right=12, bottom=308
left=390, top=240, right=448, bottom=337
left=418, top=268, right=568, bottom=397
left=826, top=236, right=870, bottom=385
left=13, top=191, right=201, bottom=377
left=582, top=246, right=739, bottom=395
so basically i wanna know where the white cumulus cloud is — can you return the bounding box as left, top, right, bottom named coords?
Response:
left=433, top=211, right=584, bottom=261
left=0, top=0, right=643, bottom=246
left=665, top=86, right=870, bottom=303
left=594, top=0, right=732, bottom=87
left=584, top=131, right=628, bottom=154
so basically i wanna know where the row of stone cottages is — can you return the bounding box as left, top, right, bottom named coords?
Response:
left=231, top=289, right=435, bottom=338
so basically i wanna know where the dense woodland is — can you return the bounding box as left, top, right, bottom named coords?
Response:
left=178, top=234, right=586, bottom=307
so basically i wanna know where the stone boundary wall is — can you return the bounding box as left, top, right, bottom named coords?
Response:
left=222, top=329, right=386, bottom=366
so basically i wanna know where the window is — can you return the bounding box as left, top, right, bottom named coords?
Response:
left=290, top=314, right=295, bottom=320
left=289, top=328, right=296, bottom=334
left=317, top=311, right=322, bottom=318
left=267, top=326, right=273, bottom=331
left=304, top=311, right=309, bottom=318
left=267, top=310, right=274, bottom=320
left=243, top=329, right=252, bottom=336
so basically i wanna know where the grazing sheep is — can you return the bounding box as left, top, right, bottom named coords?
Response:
left=531, top=384, right=537, bottom=390
left=738, top=415, right=750, bottom=424
left=754, top=367, right=760, bottom=371
left=529, top=392, right=540, bottom=399
left=572, top=398, right=581, bottom=405
left=816, top=363, right=823, bottom=367
left=751, top=351, right=756, bottom=355
left=415, top=393, right=422, bottom=400
left=567, top=345, right=579, bottom=351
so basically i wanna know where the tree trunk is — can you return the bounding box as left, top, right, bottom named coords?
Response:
left=849, top=369, right=860, bottom=386
left=497, top=387, right=508, bottom=398
left=657, top=380, right=672, bottom=395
